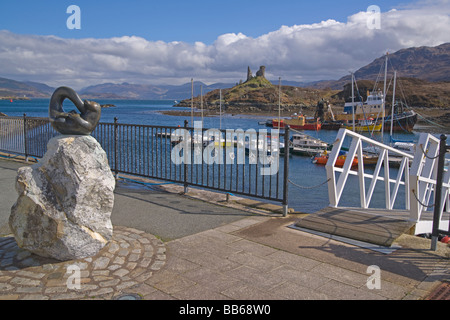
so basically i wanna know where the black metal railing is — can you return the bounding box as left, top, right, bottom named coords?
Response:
left=0, top=115, right=290, bottom=213
left=431, top=134, right=450, bottom=250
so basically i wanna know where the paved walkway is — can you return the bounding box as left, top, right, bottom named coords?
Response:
left=0, top=157, right=448, bottom=300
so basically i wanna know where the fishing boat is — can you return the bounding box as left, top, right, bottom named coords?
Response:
left=336, top=56, right=417, bottom=133
left=272, top=115, right=321, bottom=131
left=340, top=72, right=384, bottom=133
left=341, top=95, right=417, bottom=133
left=312, top=151, right=358, bottom=168
left=321, top=120, right=344, bottom=130
left=341, top=91, right=384, bottom=122
left=345, top=118, right=382, bottom=132
left=384, top=105, right=417, bottom=133
left=290, top=133, right=331, bottom=156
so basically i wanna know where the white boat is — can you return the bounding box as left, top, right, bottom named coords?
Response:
left=290, top=133, right=330, bottom=156
left=391, top=141, right=416, bottom=156
left=343, top=90, right=384, bottom=120
left=244, top=136, right=288, bottom=155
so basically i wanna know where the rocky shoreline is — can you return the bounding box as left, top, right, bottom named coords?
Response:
left=0, top=97, right=31, bottom=101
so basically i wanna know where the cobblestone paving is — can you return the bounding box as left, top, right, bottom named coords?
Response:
left=0, top=226, right=166, bottom=300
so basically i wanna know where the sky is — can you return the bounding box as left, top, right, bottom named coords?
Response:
left=0, top=0, right=450, bottom=89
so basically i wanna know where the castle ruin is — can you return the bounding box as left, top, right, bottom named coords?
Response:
left=246, top=66, right=266, bottom=82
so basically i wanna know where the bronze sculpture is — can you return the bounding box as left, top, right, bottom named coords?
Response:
left=49, top=87, right=101, bottom=135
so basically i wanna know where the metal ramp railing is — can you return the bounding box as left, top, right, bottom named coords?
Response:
left=326, top=129, right=413, bottom=211
left=409, top=133, right=450, bottom=249
left=325, top=129, right=449, bottom=245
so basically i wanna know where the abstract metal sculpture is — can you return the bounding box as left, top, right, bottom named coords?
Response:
left=49, top=87, right=101, bottom=135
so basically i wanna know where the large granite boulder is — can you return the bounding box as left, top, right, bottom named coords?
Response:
left=9, top=135, right=115, bottom=261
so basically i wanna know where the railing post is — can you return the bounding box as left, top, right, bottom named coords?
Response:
left=282, top=125, right=290, bottom=217
left=23, top=114, right=29, bottom=162
left=184, top=120, right=189, bottom=194
left=114, top=117, right=119, bottom=179
left=431, top=134, right=447, bottom=251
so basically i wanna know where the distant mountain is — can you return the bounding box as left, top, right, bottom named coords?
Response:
left=0, top=77, right=53, bottom=98
left=175, top=42, right=450, bottom=111
left=0, top=77, right=236, bottom=100
left=1, top=42, right=448, bottom=103
left=22, top=81, right=55, bottom=96
left=312, top=42, right=450, bottom=90
left=79, top=81, right=236, bottom=100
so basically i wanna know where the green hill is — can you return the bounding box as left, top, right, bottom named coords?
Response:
left=174, top=72, right=340, bottom=115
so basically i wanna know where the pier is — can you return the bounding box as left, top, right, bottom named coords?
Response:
left=294, top=207, right=417, bottom=248
left=292, top=129, right=450, bottom=251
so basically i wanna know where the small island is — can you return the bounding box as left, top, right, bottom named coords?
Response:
left=172, top=66, right=339, bottom=117
left=101, top=104, right=116, bottom=108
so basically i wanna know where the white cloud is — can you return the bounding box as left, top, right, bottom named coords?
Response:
left=0, top=0, right=449, bottom=89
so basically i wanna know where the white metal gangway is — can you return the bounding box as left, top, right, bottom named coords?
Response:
left=325, top=129, right=449, bottom=236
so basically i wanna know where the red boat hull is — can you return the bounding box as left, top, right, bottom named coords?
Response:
left=272, top=121, right=322, bottom=131
left=313, top=155, right=358, bottom=167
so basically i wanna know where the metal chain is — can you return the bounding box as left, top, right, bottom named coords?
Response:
left=288, top=178, right=331, bottom=190
left=411, top=189, right=435, bottom=208
left=419, top=143, right=440, bottom=160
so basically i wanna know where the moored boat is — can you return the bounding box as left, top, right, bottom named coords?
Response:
left=312, top=151, right=358, bottom=167
left=321, top=120, right=344, bottom=130
left=383, top=109, right=417, bottom=133
left=272, top=115, right=321, bottom=131
left=334, top=55, right=418, bottom=133
left=244, top=136, right=289, bottom=155
left=290, top=133, right=331, bottom=156
left=345, top=118, right=382, bottom=132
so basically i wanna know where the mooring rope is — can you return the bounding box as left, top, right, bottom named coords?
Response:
left=288, top=178, right=331, bottom=190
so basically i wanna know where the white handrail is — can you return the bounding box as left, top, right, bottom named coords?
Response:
left=325, top=129, right=449, bottom=233
left=409, top=133, right=450, bottom=224
left=326, top=129, right=413, bottom=210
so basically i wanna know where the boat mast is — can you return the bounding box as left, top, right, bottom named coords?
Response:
left=200, top=85, right=204, bottom=126
left=278, top=77, right=281, bottom=130
left=381, top=53, right=388, bottom=139
left=351, top=72, right=356, bottom=132
left=390, top=70, right=397, bottom=140
left=191, top=78, right=194, bottom=127
left=219, top=89, right=222, bottom=130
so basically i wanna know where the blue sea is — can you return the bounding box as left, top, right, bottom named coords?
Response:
left=0, top=98, right=424, bottom=213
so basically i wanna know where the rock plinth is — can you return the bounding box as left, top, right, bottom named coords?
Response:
left=9, top=135, right=115, bottom=261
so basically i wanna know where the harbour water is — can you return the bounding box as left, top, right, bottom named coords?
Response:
left=0, top=99, right=428, bottom=213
